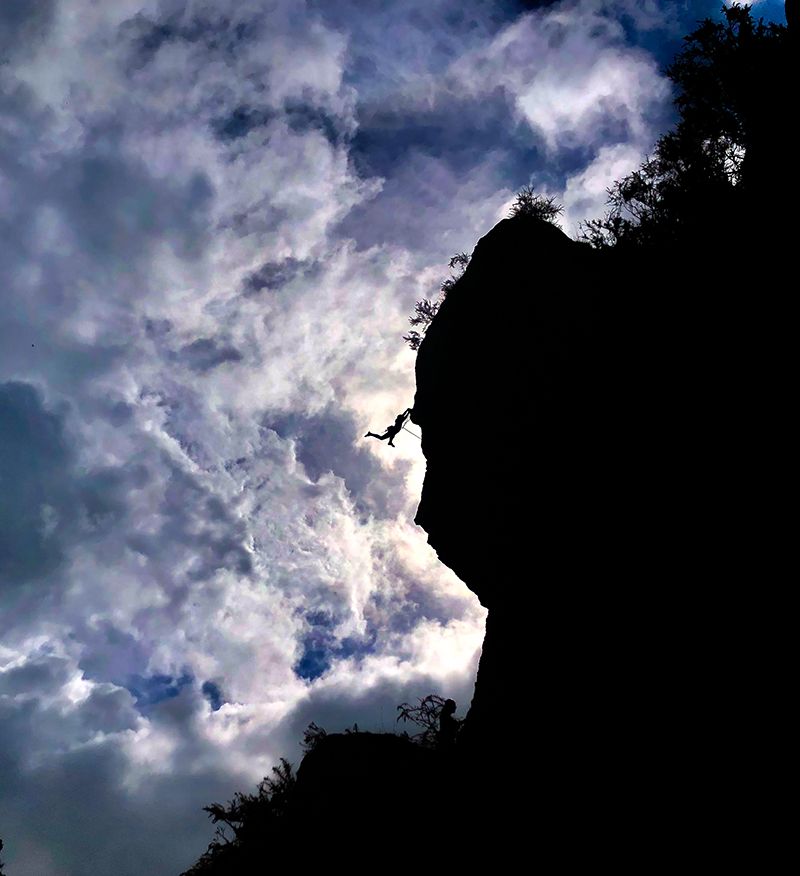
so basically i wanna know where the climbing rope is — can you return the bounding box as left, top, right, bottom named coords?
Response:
left=402, top=424, right=421, bottom=440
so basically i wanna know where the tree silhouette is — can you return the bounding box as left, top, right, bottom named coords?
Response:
left=581, top=4, right=787, bottom=250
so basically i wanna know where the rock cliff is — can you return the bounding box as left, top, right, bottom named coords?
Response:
left=410, top=214, right=660, bottom=795
left=408, top=204, right=791, bottom=844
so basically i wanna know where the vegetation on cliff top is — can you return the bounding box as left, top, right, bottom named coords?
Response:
left=403, top=187, right=565, bottom=350
left=181, top=695, right=460, bottom=875
left=404, top=3, right=786, bottom=348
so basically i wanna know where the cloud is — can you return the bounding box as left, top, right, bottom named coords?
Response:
left=270, top=404, right=413, bottom=519
left=559, top=141, right=647, bottom=234
left=447, top=1, right=671, bottom=155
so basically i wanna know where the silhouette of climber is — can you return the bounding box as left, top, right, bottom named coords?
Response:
left=438, top=699, right=458, bottom=748
left=364, top=408, right=412, bottom=447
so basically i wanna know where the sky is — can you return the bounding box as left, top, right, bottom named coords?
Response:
left=0, top=1, right=786, bottom=873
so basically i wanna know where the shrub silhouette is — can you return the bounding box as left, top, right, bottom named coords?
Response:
left=403, top=252, right=470, bottom=350
left=396, top=693, right=462, bottom=748
left=183, top=694, right=461, bottom=873
left=301, top=720, right=328, bottom=752
left=508, top=185, right=563, bottom=223
left=180, top=760, right=295, bottom=875
left=403, top=185, right=565, bottom=350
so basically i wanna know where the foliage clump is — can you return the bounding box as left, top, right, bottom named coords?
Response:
left=403, top=183, right=565, bottom=350
left=183, top=694, right=457, bottom=873
left=508, top=185, right=563, bottom=224
left=301, top=720, right=327, bottom=752
left=181, top=760, right=295, bottom=875
left=403, top=252, right=470, bottom=350
left=580, top=4, right=785, bottom=249
left=396, top=694, right=462, bottom=748
left=404, top=5, right=786, bottom=347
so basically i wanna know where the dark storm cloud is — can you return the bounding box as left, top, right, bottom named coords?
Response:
left=515, top=0, right=561, bottom=8
left=283, top=98, right=348, bottom=146
left=52, top=155, right=213, bottom=265
left=76, top=685, right=141, bottom=735
left=349, top=90, right=523, bottom=181
left=0, top=654, right=72, bottom=697
left=243, top=256, right=311, bottom=294
left=0, top=685, right=241, bottom=876
left=211, top=105, right=273, bottom=141
left=0, top=0, right=56, bottom=61
left=125, top=460, right=253, bottom=580
left=201, top=680, right=224, bottom=711
left=0, top=382, right=73, bottom=584
left=122, top=7, right=263, bottom=70
left=212, top=100, right=344, bottom=145
left=0, top=380, right=251, bottom=627
left=0, top=382, right=152, bottom=597
left=77, top=622, right=152, bottom=687
left=178, top=337, right=244, bottom=373
left=77, top=467, right=132, bottom=529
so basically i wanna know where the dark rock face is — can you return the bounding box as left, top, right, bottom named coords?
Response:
left=411, top=216, right=645, bottom=761
left=284, top=734, right=454, bottom=863
left=409, top=206, right=793, bottom=844
left=291, top=732, right=437, bottom=826
left=412, top=216, right=605, bottom=608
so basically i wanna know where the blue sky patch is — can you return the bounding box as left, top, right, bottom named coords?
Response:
left=125, top=672, right=193, bottom=710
